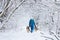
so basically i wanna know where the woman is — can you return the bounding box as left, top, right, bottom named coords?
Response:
left=26, top=19, right=38, bottom=33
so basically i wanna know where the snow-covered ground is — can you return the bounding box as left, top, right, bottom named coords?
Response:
left=0, top=29, right=46, bottom=40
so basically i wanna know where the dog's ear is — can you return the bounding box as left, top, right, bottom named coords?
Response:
left=26, top=26, right=29, bottom=29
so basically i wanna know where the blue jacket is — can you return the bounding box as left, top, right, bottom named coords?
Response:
left=29, top=19, right=35, bottom=33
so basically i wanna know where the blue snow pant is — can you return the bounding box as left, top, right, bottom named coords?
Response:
left=29, top=19, right=35, bottom=33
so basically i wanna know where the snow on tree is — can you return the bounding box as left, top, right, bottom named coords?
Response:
left=0, top=0, right=25, bottom=31
left=0, top=0, right=60, bottom=40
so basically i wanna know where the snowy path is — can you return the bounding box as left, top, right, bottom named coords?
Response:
left=0, top=28, right=45, bottom=40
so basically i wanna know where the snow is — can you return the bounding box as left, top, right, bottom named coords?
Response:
left=0, top=0, right=60, bottom=40
left=0, top=29, right=45, bottom=40
left=0, top=5, right=45, bottom=40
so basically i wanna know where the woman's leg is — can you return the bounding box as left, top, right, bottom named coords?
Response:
left=31, top=26, right=34, bottom=33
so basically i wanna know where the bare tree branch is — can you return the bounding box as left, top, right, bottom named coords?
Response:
left=0, top=0, right=25, bottom=29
